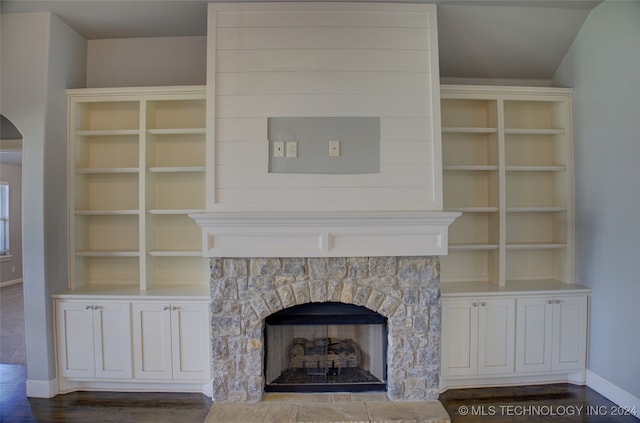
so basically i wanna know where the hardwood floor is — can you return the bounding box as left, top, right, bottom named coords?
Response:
left=439, top=383, right=639, bottom=422
left=0, top=364, right=212, bottom=423
left=2, top=363, right=638, bottom=422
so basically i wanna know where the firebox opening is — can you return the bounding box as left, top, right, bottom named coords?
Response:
left=264, top=302, right=387, bottom=393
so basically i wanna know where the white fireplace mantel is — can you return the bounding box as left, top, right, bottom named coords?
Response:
left=190, top=211, right=460, bottom=258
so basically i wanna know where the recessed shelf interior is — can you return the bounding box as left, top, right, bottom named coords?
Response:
left=75, top=173, right=139, bottom=211
left=443, top=132, right=498, bottom=167
left=441, top=99, right=497, bottom=128
left=444, top=169, right=499, bottom=210
left=448, top=211, right=499, bottom=247
left=504, top=100, right=566, bottom=130
left=147, top=214, right=202, bottom=252
left=440, top=250, right=499, bottom=284
left=146, top=99, right=206, bottom=129
left=76, top=101, right=140, bottom=131
left=145, top=256, right=210, bottom=288
left=147, top=133, right=206, bottom=168
left=75, top=135, right=139, bottom=169
left=506, top=171, right=566, bottom=209
left=75, top=214, right=139, bottom=252
left=74, top=256, right=141, bottom=288
left=148, top=172, right=206, bottom=210
left=506, top=211, right=567, bottom=245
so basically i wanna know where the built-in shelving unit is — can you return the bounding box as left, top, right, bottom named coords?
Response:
left=440, top=86, right=573, bottom=287
left=68, top=87, right=208, bottom=292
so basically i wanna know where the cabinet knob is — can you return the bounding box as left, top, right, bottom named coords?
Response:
left=85, top=305, right=93, bottom=310
left=480, top=302, right=486, bottom=307
left=548, top=299, right=554, bottom=304
left=163, top=305, right=171, bottom=311
left=554, top=299, right=561, bottom=304
left=171, top=306, right=178, bottom=311
left=472, top=302, right=478, bottom=307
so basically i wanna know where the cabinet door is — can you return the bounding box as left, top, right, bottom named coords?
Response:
left=93, top=302, right=133, bottom=379
left=477, top=298, right=515, bottom=375
left=170, top=302, right=211, bottom=380
left=552, top=295, right=587, bottom=371
left=516, top=297, right=553, bottom=372
left=132, top=302, right=173, bottom=379
left=56, top=301, right=95, bottom=378
left=441, top=299, right=478, bottom=376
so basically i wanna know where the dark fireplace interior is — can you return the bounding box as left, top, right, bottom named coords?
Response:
left=264, top=302, right=388, bottom=393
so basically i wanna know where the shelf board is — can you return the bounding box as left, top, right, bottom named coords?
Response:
left=444, top=165, right=498, bottom=171
left=442, top=127, right=498, bottom=134
left=148, top=166, right=206, bottom=173
left=506, top=243, right=567, bottom=250
left=507, top=207, right=567, bottom=213
left=148, top=251, right=203, bottom=257
left=75, top=210, right=139, bottom=216
left=148, top=209, right=206, bottom=215
left=445, top=207, right=499, bottom=213
left=506, top=165, right=566, bottom=172
left=148, top=128, right=206, bottom=135
left=76, top=167, right=140, bottom=174
left=76, top=129, right=139, bottom=136
left=75, top=250, right=140, bottom=257
left=449, top=244, right=499, bottom=251
left=505, top=128, right=565, bottom=135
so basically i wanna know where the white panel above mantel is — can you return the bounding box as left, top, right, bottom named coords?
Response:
left=189, top=211, right=460, bottom=258
left=207, top=3, right=443, bottom=213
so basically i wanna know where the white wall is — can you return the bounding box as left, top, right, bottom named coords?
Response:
left=554, top=0, right=640, bottom=400
left=0, top=163, right=22, bottom=285
left=208, top=3, right=442, bottom=212
left=87, top=36, right=206, bottom=87
left=0, top=12, right=86, bottom=397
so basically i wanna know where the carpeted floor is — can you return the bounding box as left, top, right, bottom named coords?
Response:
left=0, top=283, right=27, bottom=365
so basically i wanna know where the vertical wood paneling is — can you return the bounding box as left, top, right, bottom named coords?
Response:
left=208, top=3, right=441, bottom=211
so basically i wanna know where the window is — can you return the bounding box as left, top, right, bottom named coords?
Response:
left=0, top=182, right=9, bottom=254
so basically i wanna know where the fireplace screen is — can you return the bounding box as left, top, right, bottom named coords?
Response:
left=264, top=302, right=387, bottom=392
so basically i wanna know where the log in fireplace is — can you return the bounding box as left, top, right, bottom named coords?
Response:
left=264, top=302, right=387, bottom=392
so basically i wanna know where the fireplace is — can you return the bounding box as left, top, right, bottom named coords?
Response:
left=208, top=256, right=443, bottom=403
left=264, top=302, right=387, bottom=392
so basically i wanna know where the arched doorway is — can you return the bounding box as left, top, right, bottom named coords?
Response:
left=0, top=114, right=25, bottom=366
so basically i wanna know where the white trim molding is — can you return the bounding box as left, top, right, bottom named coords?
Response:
left=586, top=370, right=640, bottom=416
left=190, top=211, right=460, bottom=257
left=26, top=377, right=59, bottom=398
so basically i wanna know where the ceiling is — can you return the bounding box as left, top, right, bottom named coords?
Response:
left=1, top=0, right=601, bottom=165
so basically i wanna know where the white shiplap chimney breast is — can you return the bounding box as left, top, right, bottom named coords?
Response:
left=194, top=3, right=458, bottom=257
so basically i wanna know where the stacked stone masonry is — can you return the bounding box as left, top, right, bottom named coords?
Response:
left=209, top=256, right=441, bottom=403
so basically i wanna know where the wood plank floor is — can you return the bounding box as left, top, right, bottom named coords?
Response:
left=0, top=365, right=212, bottom=423
left=439, top=383, right=639, bottom=422
left=2, top=364, right=638, bottom=422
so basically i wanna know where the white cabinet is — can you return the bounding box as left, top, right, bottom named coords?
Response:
left=440, top=287, right=589, bottom=390
left=55, top=300, right=132, bottom=379
left=516, top=295, right=587, bottom=373
left=440, top=85, right=573, bottom=287
left=55, top=296, right=212, bottom=395
left=132, top=301, right=211, bottom=381
left=441, top=297, right=515, bottom=377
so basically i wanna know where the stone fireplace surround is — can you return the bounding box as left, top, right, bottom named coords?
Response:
left=209, top=255, right=441, bottom=403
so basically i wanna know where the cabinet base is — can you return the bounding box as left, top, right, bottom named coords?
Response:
left=440, top=370, right=586, bottom=393
left=58, top=379, right=214, bottom=398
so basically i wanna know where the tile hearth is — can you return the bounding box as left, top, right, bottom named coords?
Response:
left=204, top=392, right=451, bottom=423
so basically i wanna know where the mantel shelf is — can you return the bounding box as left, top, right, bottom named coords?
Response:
left=190, top=211, right=460, bottom=258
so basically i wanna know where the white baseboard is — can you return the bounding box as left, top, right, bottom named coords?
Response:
left=0, top=278, right=23, bottom=288
left=587, top=370, right=640, bottom=419
left=26, top=377, right=59, bottom=398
